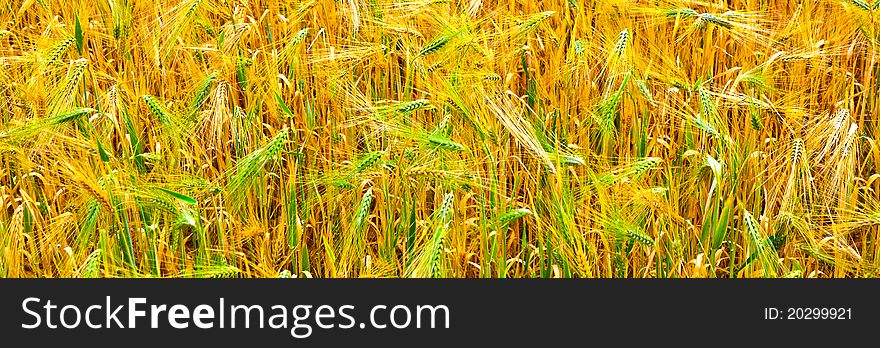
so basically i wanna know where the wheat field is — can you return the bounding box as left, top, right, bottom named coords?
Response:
left=1, top=0, right=879, bottom=278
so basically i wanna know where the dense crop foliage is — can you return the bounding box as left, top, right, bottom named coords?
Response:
left=2, top=0, right=880, bottom=278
